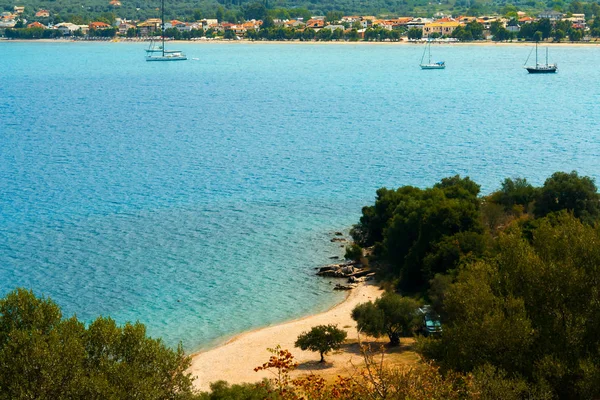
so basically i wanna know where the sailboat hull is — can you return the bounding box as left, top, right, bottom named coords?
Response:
left=146, top=55, right=187, bottom=61
left=525, top=66, right=557, bottom=73
left=420, top=64, right=446, bottom=70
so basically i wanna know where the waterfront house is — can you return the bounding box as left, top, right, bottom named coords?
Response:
left=89, top=21, right=111, bottom=30
left=372, top=20, right=393, bottom=30
left=243, top=20, right=261, bottom=31
left=422, top=21, right=460, bottom=37
left=342, top=16, right=360, bottom=23
left=0, top=19, right=16, bottom=28
left=201, top=19, right=218, bottom=28
left=118, top=22, right=136, bottom=35
left=405, top=17, right=432, bottom=30
left=538, top=10, right=563, bottom=21
left=323, top=24, right=345, bottom=31
left=137, top=18, right=161, bottom=35
left=390, top=17, right=414, bottom=28
left=518, top=16, right=535, bottom=24
left=456, top=16, right=477, bottom=24
left=55, top=22, right=81, bottom=35
left=305, top=19, right=325, bottom=29
left=13, top=6, right=24, bottom=14
left=284, top=19, right=305, bottom=28
left=27, top=21, right=46, bottom=28
left=35, top=10, right=49, bottom=18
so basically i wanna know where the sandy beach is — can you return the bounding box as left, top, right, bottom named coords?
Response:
left=188, top=282, right=386, bottom=392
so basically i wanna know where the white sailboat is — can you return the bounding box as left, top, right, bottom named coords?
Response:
left=145, top=0, right=187, bottom=61
left=420, top=40, right=445, bottom=70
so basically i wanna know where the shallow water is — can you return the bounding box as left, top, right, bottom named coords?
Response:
left=1, top=42, right=599, bottom=351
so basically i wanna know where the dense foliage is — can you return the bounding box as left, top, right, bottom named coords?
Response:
left=351, top=175, right=486, bottom=291
left=350, top=170, right=600, bottom=398
left=419, top=212, right=600, bottom=399
left=0, top=288, right=196, bottom=400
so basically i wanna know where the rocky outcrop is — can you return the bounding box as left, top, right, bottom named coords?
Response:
left=316, top=261, right=372, bottom=281
left=333, top=283, right=357, bottom=291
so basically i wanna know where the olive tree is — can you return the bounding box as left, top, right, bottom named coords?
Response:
left=352, top=293, right=421, bottom=346
left=294, top=324, right=347, bottom=363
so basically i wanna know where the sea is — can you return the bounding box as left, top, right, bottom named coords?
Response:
left=1, top=41, right=599, bottom=352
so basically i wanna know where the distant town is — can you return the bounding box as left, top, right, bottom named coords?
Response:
left=2, top=4, right=599, bottom=42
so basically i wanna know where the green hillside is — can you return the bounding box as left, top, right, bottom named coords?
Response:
left=2, top=0, right=597, bottom=27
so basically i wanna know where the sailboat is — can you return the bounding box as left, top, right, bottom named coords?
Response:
left=420, top=40, right=445, bottom=70
left=145, top=0, right=187, bottom=61
left=523, top=42, right=556, bottom=73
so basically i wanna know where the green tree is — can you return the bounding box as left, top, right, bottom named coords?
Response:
left=243, top=2, right=266, bottom=21
left=294, top=324, right=347, bottom=362
left=0, top=288, right=195, bottom=399
left=534, top=171, right=599, bottom=223
left=262, top=15, right=274, bottom=29
left=215, top=6, right=224, bottom=23
left=569, top=28, right=583, bottom=41
left=407, top=27, right=423, bottom=39
left=493, top=177, right=536, bottom=210
left=352, top=293, right=421, bottom=346
left=554, top=28, right=566, bottom=41
left=224, top=29, right=236, bottom=39
left=325, top=10, right=343, bottom=23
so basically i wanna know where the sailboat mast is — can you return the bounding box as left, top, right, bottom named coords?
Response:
left=428, top=41, right=431, bottom=64
left=535, top=41, right=538, bottom=66
left=546, top=46, right=548, bottom=65
left=161, top=0, right=165, bottom=57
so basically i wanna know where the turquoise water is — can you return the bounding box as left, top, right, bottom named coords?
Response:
left=1, top=42, right=599, bottom=351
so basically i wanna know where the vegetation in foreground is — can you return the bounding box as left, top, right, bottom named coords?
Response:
left=0, top=288, right=196, bottom=399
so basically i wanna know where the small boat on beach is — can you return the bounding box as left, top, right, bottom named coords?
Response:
left=420, top=40, right=445, bottom=70
left=145, top=0, right=187, bottom=61
left=524, top=42, right=556, bottom=73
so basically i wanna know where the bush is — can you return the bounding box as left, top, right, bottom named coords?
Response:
left=344, top=243, right=363, bottom=262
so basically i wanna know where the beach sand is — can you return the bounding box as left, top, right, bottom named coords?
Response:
left=188, top=282, right=386, bottom=392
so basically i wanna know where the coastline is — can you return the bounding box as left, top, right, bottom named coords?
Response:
left=3, top=38, right=600, bottom=47
left=188, top=281, right=384, bottom=392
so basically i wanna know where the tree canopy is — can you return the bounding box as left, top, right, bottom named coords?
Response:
left=419, top=212, right=600, bottom=399
left=294, top=324, right=347, bottom=362
left=352, top=293, right=421, bottom=346
left=0, top=288, right=196, bottom=400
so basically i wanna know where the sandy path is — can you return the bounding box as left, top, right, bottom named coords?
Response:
left=188, top=282, right=384, bottom=392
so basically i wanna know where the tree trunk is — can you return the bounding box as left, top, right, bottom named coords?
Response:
left=388, top=332, right=400, bottom=346
left=320, top=352, right=325, bottom=363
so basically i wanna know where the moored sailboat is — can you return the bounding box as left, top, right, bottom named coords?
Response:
left=524, top=42, right=556, bottom=73
left=145, top=0, right=187, bottom=61
left=420, top=40, right=445, bottom=70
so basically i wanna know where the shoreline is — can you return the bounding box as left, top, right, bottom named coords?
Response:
left=3, top=38, right=600, bottom=47
left=188, top=281, right=384, bottom=392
